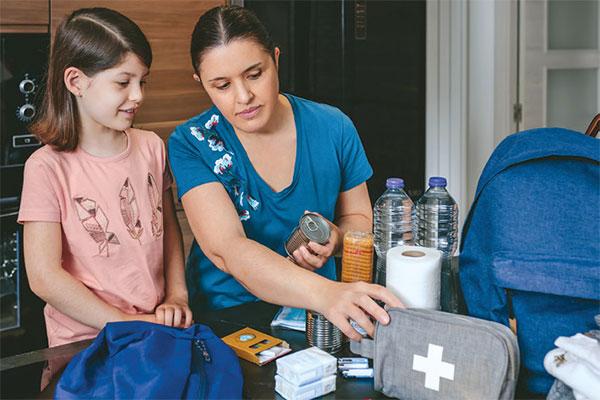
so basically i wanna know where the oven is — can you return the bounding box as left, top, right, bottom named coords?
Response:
left=0, top=33, right=49, bottom=354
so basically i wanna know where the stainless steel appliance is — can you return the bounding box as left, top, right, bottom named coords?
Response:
left=1, top=215, right=20, bottom=331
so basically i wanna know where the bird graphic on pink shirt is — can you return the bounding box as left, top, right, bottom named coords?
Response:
left=147, top=173, right=163, bottom=238
left=119, top=178, right=144, bottom=243
left=73, top=197, right=120, bottom=257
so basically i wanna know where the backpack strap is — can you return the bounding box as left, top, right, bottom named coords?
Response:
left=586, top=113, right=600, bottom=137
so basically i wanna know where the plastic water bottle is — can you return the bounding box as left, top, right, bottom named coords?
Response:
left=416, top=176, right=459, bottom=312
left=373, top=177, right=415, bottom=286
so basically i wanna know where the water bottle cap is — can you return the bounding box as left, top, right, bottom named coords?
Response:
left=428, top=176, right=447, bottom=187
left=386, top=177, right=404, bottom=189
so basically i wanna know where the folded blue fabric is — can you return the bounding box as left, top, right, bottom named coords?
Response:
left=55, top=321, right=243, bottom=399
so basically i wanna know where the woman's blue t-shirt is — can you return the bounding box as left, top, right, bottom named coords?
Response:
left=168, top=94, right=373, bottom=310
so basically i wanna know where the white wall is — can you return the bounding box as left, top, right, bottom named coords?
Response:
left=426, top=0, right=468, bottom=229
left=467, top=0, right=518, bottom=203
left=427, top=0, right=518, bottom=230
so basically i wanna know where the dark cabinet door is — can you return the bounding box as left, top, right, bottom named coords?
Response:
left=246, top=0, right=426, bottom=202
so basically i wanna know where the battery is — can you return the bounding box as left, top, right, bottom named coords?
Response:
left=338, top=357, right=368, bottom=364
left=342, top=368, right=374, bottom=379
left=338, top=357, right=369, bottom=370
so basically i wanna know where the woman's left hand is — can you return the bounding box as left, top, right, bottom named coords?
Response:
left=155, top=297, right=193, bottom=328
left=291, top=213, right=342, bottom=271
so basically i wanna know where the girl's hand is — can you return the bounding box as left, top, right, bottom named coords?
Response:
left=291, top=212, right=342, bottom=271
left=121, top=312, right=157, bottom=324
left=155, top=297, right=193, bottom=328
left=316, top=281, right=404, bottom=341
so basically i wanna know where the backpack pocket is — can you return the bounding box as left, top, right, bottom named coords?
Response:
left=490, top=252, right=600, bottom=394
left=491, top=251, right=600, bottom=300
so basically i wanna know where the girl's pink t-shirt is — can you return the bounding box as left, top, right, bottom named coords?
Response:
left=18, top=128, right=171, bottom=347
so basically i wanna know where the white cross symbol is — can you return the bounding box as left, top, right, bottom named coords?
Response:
left=412, top=343, right=455, bottom=391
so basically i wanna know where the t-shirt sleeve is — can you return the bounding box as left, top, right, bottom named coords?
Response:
left=339, top=113, right=373, bottom=192
left=18, top=156, right=61, bottom=223
left=167, top=125, right=219, bottom=200
left=159, top=138, right=173, bottom=192
left=163, top=157, right=174, bottom=192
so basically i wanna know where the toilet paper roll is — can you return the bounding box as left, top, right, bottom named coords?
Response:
left=386, top=245, right=442, bottom=309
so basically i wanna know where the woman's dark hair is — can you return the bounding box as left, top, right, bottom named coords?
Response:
left=30, top=7, right=152, bottom=151
left=190, top=5, right=274, bottom=73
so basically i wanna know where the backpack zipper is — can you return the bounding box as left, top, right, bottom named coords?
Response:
left=193, top=339, right=211, bottom=398
left=195, top=339, right=212, bottom=362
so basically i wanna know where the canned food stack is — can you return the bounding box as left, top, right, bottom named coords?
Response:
left=305, top=310, right=344, bottom=354
left=341, top=231, right=374, bottom=283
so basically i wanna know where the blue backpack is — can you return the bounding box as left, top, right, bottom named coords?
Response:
left=55, top=321, right=243, bottom=399
left=459, top=128, right=600, bottom=395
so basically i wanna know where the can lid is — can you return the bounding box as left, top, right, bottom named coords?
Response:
left=386, top=177, right=404, bottom=189
left=428, top=176, right=447, bottom=187
left=299, top=213, right=331, bottom=244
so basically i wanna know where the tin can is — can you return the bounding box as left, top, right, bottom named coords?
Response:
left=285, top=213, right=331, bottom=257
left=341, top=231, right=374, bottom=283
left=306, top=310, right=344, bottom=354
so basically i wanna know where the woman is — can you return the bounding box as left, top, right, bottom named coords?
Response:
left=168, top=5, right=402, bottom=340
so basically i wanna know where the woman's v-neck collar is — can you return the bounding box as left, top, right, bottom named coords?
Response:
left=223, top=93, right=302, bottom=198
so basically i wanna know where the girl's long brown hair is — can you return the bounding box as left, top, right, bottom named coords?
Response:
left=30, top=8, right=152, bottom=151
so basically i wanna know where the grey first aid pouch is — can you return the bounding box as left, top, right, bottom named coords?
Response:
left=350, top=308, right=520, bottom=400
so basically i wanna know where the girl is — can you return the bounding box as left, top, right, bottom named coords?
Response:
left=19, top=7, right=192, bottom=352
left=168, top=5, right=402, bottom=341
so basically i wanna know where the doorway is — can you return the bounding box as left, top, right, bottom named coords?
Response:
left=519, top=0, right=600, bottom=132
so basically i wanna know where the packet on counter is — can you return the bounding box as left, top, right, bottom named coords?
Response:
left=276, top=346, right=337, bottom=386
left=271, top=307, right=306, bottom=332
left=338, top=357, right=369, bottom=370
left=222, top=327, right=291, bottom=365
left=275, top=374, right=336, bottom=400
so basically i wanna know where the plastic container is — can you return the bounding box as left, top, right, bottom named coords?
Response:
left=341, top=231, right=374, bottom=283
left=373, top=178, right=415, bottom=286
left=415, top=176, right=459, bottom=312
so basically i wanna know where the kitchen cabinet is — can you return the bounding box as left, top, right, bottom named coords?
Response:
left=0, top=0, right=49, bottom=33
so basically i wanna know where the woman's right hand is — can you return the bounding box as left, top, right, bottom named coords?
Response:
left=316, top=281, right=404, bottom=341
